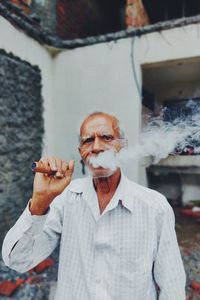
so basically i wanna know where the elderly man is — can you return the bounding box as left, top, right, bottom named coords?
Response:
left=2, top=111, right=186, bottom=299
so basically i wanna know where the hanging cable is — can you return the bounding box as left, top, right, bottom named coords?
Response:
left=130, top=36, right=143, bottom=101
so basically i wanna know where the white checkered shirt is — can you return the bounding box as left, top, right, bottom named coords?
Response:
left=2, top=173, right=186, bottom=299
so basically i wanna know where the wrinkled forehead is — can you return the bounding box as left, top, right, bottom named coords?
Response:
left=80, top=115, right=119, bottom=137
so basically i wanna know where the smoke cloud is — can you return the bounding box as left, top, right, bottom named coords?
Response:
left=88, top=100, right=200, bottom=170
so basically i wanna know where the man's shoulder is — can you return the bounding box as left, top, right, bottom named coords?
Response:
left=66, top=177, right=89, bottom=194
left=126, top=177, right=170, bottom=213
left=51, top=178, right=87, bottom=206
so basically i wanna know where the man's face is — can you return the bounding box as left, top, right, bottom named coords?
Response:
left=79, top=114, right=122, bottom=178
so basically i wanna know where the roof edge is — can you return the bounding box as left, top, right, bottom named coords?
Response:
left=1, top=2, right=200, bottom=50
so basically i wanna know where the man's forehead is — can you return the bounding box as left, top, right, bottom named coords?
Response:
left=80, top=114, right=117, bottom=136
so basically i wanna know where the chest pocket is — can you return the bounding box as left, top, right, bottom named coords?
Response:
left=119, top=255, right=153, bottom=299
left=120, top=255, right=149, bottom=276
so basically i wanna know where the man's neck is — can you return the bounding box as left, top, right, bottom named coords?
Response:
left=93, top=169, right=121, bottom=214
left=93, top=169, right=121, bottom=193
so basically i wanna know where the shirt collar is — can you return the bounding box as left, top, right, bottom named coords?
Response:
left=103, top=172, right=133, bottom=213
left=117, top=172, right=134, bottom=213
left=67, top=172, right=136, bottom=219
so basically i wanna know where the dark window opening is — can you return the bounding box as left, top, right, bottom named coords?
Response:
left=163, top=98, right=200, bottom=122
left=97, top=0, right=127, bottom=33
left=4, top=0, right=200, bottom=43
left=163, top=98, right=200, bottom=155
left=56, top=0, right=127, bottom=39
left=143, top=0, right=200, bottom=24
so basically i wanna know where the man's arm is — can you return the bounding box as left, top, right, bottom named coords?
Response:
left=2, top=156, right=75, bottom=273
left=153, top=203, right=186, bottom=300
left=2, top=194, right=64, bottom=273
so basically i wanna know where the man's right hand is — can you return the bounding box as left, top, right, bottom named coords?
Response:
left=30, top=157, right=75, bottom=215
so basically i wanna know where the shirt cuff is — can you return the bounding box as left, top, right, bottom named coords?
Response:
left=2, top=199, right=50, bottom=266
left=17, top=199, right=50, bottom=235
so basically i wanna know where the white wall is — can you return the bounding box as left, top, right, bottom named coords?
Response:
left=0, top=17, right=55, bottom=156
left=137, top=24, right=200, bottom=185
left=0, top=17, right=142, bottom=181
left=2, top=15, right=200, bottom=185
left=139, top=24, right=200, bottom=64
left=53, top=23, right=200, bottom=182
left=53, top=39, right=141, bottom=180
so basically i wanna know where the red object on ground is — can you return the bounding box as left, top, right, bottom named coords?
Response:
left=191, top=280, right=200, bottom=292
left=34, top=258, right=54, bottom=273
left=193, top=211, right=200, bottom=218
left=0, top=278, right=24, bottom=297
left=28, top=269, right=34, bottom=275
left=186, top=294, right=193, bottom=300
left=15, top=278, right=24, bottom=286
left=180, top=209, right=200, bottom=219
left=0, top=280, right=17, bottom=297
left=25, top=275, right=43, bottom=284
left=184, top=248, right=192, bottom=256
left=180, top=209, right=194, bottom=217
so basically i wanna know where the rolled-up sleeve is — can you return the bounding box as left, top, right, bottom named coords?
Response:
left=2, top=194, right=64, bottom=273
left=154, top=204, right=186, bottom=300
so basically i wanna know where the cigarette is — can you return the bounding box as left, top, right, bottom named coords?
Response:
left=31, top=161, right=56, bottom=175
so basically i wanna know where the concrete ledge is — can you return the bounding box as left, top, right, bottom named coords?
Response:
left=157, top=156, right=200, bottom=167
left=1, top=1, right=200, bottom=49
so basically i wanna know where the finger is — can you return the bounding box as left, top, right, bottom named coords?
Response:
left=40, top=157, right=48, bottom=163
left=67, top=160, right=75, bottom=176
left=37, top=158, right=51, bottom=174
left=55, top=158, right=63, bottom=178
left=62, top=160, right=75, bottom=185
left=61, top=161, right=69, bottom=176
left=48, top=156, right=58, bottom=172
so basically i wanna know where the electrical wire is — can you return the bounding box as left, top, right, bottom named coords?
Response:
left=130, top=36, right=143, bottom=101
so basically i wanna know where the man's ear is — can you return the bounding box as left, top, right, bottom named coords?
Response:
left=123, top=139, right=128, bottom=148
left=120, top=138, right=128, bottom=149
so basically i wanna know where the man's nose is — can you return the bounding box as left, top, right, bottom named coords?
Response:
left=91, top=137, right=104, bottom=153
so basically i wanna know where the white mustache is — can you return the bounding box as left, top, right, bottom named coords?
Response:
left=87, top=150, right=119, bottom=171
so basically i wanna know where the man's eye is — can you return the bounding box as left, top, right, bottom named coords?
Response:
left=102, top=135, right=114, bottom=141
left=82, top=137, right=94, bottom=145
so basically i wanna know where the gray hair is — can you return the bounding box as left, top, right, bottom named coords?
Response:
left=78, top=111, right=126, bottom=141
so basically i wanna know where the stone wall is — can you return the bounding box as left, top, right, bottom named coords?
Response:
left=0, top=49, right=43, bottom=246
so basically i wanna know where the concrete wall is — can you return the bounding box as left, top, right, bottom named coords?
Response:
left=139, top=24, right=200, bottom=64
left=138, top=24, right=200, bottom=196
left=52, top=23, right=200, bottom=184
left=1, top=15, right=200, bottom=197
left=53, top=38, right=141, bottom=179
left=0, top=19, right=142, bottom=181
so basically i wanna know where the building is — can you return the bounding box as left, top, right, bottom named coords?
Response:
left=1, top=0, right=200, bottom=241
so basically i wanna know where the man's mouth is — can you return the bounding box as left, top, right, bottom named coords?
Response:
left=87, top=150, right=119, bottom=171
